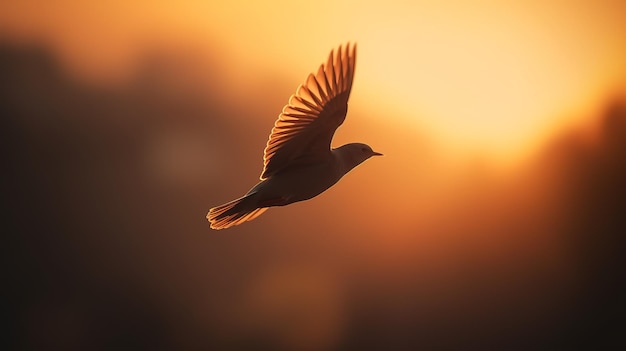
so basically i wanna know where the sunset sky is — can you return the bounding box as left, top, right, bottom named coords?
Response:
left=3, top=1, right=625, bottom=349
left=2, top=0, right=625, bottom=163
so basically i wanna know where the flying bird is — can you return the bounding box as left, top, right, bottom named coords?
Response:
left=207, top=43, right=381, bottom=230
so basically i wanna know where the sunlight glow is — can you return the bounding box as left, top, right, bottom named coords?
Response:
left=1, top=0, right=624, bottom=164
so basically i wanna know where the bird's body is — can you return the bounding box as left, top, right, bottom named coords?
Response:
left=251, top=152, right=343, bottom=206
left=208, top=43, right=381, bottom=230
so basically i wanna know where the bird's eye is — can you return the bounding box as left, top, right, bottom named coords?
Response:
left=361, top=148, right=368, bottom=152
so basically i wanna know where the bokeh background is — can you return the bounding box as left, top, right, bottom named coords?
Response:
left=3, top=1, right=625, bottom=350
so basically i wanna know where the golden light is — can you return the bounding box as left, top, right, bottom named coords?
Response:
left=1, top=0, right=624, bottom=161
left=5, top=2, right=626, bottom=349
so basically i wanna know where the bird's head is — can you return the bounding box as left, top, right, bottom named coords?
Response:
left=335, top=143, right=382, bottom=172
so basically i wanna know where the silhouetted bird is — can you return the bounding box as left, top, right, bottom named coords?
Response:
left=208, top=43, right=381, bottom=229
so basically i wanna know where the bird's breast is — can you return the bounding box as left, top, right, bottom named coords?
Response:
left=257, top=157, right=345, bottom=205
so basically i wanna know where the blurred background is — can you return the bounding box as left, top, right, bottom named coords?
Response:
left=2, top=1, right=625, bottom=350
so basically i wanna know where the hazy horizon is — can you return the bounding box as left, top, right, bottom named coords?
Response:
left=3, top=2, right=625, bottom=349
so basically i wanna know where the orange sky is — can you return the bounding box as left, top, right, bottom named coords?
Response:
left=5, top=3, right=626, bottom=348
left=1, top=0, right=625, bottom=164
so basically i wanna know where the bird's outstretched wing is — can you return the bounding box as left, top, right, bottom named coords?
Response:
left=260, top=43, right=357, bottom=180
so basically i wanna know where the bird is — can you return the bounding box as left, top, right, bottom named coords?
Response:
left=207, top=42, right=381, bottom=230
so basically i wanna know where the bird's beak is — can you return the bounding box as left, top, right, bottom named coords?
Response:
left=372, top=151, right=383, bottom=156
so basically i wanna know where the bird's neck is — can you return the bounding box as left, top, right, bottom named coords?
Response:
left=332, top=148, right=362, bottom=174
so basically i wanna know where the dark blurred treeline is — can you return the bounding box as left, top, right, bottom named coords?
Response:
left=544, top=99, right=626, bottom=348
left=2, top=40, right=625, bottom=350
left=1, top=40, right=260, bottom=350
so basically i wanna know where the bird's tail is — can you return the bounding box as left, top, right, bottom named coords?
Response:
left=207, top=194, right=268, bottom=230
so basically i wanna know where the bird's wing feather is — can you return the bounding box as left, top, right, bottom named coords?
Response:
left=260, top=43, right=357, bottom=180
